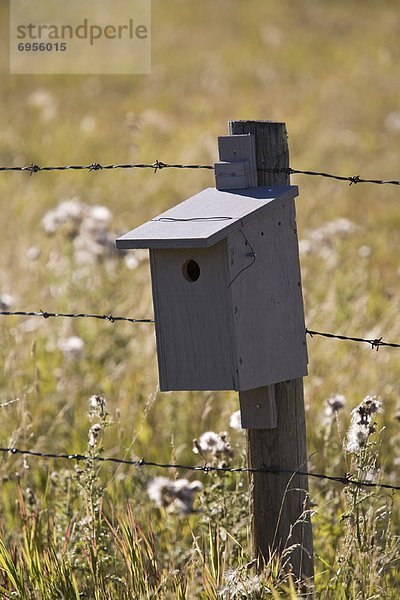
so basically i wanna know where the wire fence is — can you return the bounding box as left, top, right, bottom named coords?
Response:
left=1, top=156, right=400, bottom=500
left=1, top=160, right=400, bottom=186
left=0, top=446, right=398, bottom=492
left=0, top=310, right=153, bottom=324
left=1, top=310, right=399, bottom=351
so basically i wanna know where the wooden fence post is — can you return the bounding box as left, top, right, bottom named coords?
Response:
left=229, top=120, right=314, bottom=585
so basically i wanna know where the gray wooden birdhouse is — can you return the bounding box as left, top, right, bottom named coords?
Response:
left=116, top=134, right=308, bottom=395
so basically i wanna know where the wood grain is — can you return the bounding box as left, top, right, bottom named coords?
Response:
left=238, top=386, right=277, bottom=429
left=149, top=242, right=237, bottom=391
left=227, top=200, right=308, bottom=391
left=231, top=120, right=314, bottom=585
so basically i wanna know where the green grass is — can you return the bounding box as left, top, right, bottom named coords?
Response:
left=1, top=0, right=400, bottom=596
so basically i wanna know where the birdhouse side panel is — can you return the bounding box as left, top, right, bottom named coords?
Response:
left=227, top=198, right=308, bottom=391
left=149, top=243, right=238, bottom=391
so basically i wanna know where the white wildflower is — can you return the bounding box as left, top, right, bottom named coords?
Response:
left=193, top=430, right=233, bottom=467
left=147, top=476, right=202, bottom=515
left=364, top=467, right=379, bottom=483
left=229, top=410, right=242, bottom=430
left=322, top=218, right=359, bottom=238
left=220, top=568, right=263, bottom=598
left=73, top=234, right=110, bottom=264
left=87, top=205, right=112, bottom=226
left=73, top=205, right=115, bottom=264
left=0, top=293, right=15, bottom=311
left=42, top=198, right=122, bottom=265
left=42, top=198, right=84, bottom=235
left=58, top=336, right=84, bottom=360
left=318, top=245, right=338, bottom=269
left=124, top=249, right=148, bottom=270
left=88, top=423, right=102, bottom=447
left=324, top=394, right=346, bottom=418
left=26, top=246, right=40, bottom=261
left=346, top=395, right=383, bottom=453
left=346, top=423, right=370, bottom=453
left=308, top=218, right=359, bottom=242
left=88, top=394, right=107, bottom=419
left=298, top=239, right=313, bottom=255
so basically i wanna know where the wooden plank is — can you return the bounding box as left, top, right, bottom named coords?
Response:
left=227, top=200, right=308, bottom=391
left=149, top=242, right=238, bottom=391
left=230, top=120, right=314, bottom=585
left=218, top=134, right=257, bottom=187
left=214, top=160, right=248, bottom=190
left=239, top=386, right=277, bottom=429
left=116, top=186, right=298, bottom=250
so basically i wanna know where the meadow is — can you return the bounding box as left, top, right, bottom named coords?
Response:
left=1, top=0, right=400, bottom=597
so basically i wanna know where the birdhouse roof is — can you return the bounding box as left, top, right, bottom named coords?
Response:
left=116, top=185, right=298, bottom=249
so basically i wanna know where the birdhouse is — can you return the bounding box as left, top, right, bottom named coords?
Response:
left=116, top=184, right=308, bottom=392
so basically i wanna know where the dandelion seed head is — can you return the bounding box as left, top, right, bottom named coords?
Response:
left=88, top=423, right=102, bottom=447
left=42, top=198, right=84, bottom=235
left=88, top=394, right=107, bottom=419
left=324, top=393, right=346, bottom=418
left=346, top=395, right=382, bottom=452
left=192, top=430, right=233, bottom=467
left=147, top=476, right=202, bottom=515
left=220, top=568, right=263, bottom=598
left=346, top=423, right=370, bottom=453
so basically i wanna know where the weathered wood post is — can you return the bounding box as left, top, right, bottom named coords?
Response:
left=230, top=120, right=314, bottom=583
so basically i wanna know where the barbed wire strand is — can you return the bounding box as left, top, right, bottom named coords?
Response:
left=0, top=161, right=214, bottom=175
left=266, top=167, right=400, bottom=187
left=0, top=446, right=398, bottom=492
left=1, top=311, right=399, bottom=351
left=1, top=161, right=400, bottom=186
left=305, top=329, right=400, bottom=350
left=0, top=399, right=22, bottom=409
left=0, top=310, right=154, bottom=324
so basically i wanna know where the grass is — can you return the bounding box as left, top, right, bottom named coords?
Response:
left=1, top=0, right=400, bottom=596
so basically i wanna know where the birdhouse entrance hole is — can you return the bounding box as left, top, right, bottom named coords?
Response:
left=182, top=259, right=200, bottom=282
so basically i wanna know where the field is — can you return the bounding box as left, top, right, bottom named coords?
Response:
left=1, top=0, right=400, bottom=597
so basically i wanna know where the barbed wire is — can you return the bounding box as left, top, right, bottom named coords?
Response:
left=0, top=446, right=398, bottom=492
left=0, top=399, right=22, bottom=409
left=266, top=167, right=400, bottom=186
left=0, top=310, right=154, bottom=324
left=0, top=161, right=214, bottom=175
left=1, top=310, right=399, bottom=351
left=305, top=329, right=400, bottom=350
left=1, top=160, right=400, bottom=186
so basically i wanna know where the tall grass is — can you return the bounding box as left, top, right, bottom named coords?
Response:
left=1, top=0, right=400, bottom=596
